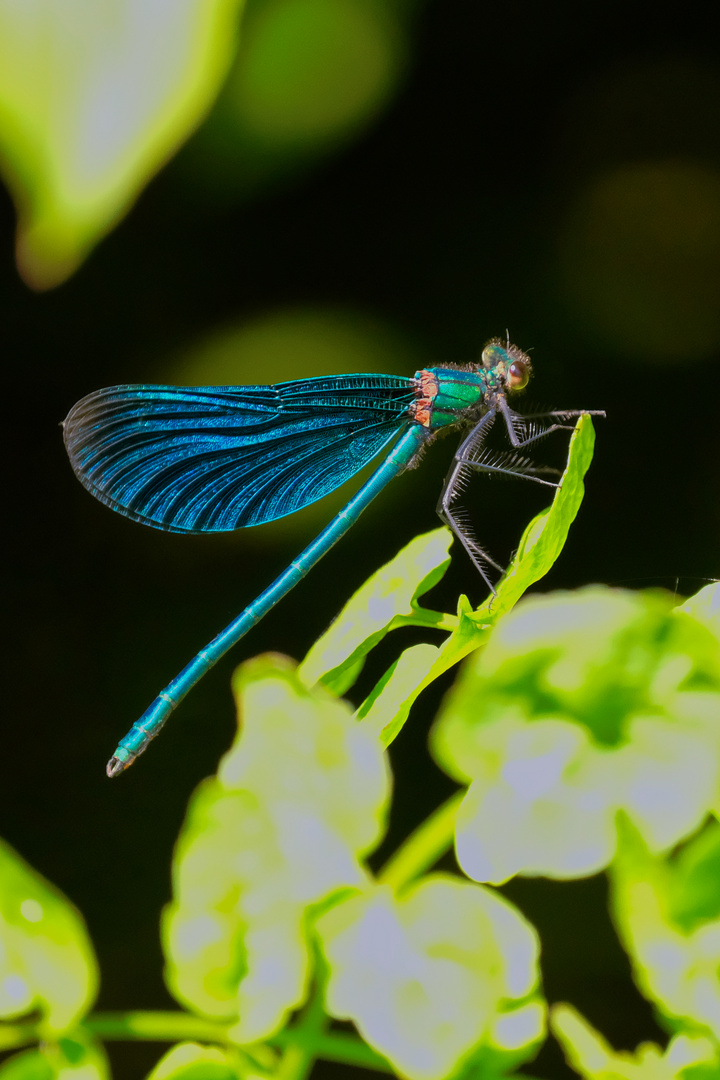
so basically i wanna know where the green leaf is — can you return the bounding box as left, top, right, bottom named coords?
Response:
left=355, top=643, right=440, bottom=743
left=484, top=412, right=598, bottom=620
left=315, top=874, right=543, bottom=1080
left=360, top=415, right=599, bottom=747
left=145, top=1042, right=241, bottom=1080
left=0, top=839, right=98, bottom=1032
left=0, top=1, right=242, bottom=289
left=678, top=582, right=720, bottom=639
left=431, top=587, right=720, bottom=883
left=0, top=1031, right=109, bottom=1080
left=0, top=1050, right=51, bottom=1080
left=299, top=527, right=455, bottom=694
left=551, top=1003, right=719, bottom=1080
left=162, top=655, right=390, bottom=1043
left=609, top=819, right=720, bottom=1042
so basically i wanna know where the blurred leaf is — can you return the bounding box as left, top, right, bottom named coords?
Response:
left=431, top=588, right=720, bottom=883
left=609, top=819, right=720, bottom=1042
left=316, top=875, right=543, bottom=1080
left=182, top=0, right=408, bottom=199
left=145, top=1042, right=243, bottom=1080
left=551, top=1002, right=719, bottom=1080
left=0, top=1050, right=51, bottom=1080
left=230, top=0, right=405, bottom=144
left=356, top=642, right=440, bottom=743
left=0, top=1031, right=109, bottom=1080
left=299, top=527, right=455, bottom=694
left=360, top=415, right=598, bottom=747
left=0, top=839, right=98, bottom=1033
left=165, top=307, right=417, bottom=387
left=665, top=820, right=720, bottom=930
left=0, top=0, right=242, bottom=289
left=162, top=655, right=390, bottom=1043
left=678, top=582, right=720, bottom=639
left=558, top=161, right=720, bottom=360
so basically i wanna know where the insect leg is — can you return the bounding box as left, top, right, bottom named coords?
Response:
left=436, top=409, right=506, bottom=592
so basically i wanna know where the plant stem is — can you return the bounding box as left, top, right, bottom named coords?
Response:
left=377, top=790, right=463, bottom=891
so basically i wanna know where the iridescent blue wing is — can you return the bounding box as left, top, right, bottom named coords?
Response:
left=64, top=375, right=415, bottom=532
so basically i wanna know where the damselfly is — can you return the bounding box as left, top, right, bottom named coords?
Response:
left=64, top=338, right=602, bottom=776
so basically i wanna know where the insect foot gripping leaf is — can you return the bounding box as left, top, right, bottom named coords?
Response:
left=431, top=586, right=720, bottom=885
left=315, top=875, right=544, bottom=1080
left=161, top=655, right=391, bottom=1045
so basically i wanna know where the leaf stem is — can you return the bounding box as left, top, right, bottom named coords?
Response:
left=377, top=790, right=463, bottom=891
left=0, top=1011, right=394, bottom=1074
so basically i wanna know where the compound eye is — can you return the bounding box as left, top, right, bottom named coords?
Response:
left=507, top=359, right=529, bottom=390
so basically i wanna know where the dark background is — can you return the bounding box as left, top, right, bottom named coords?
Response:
left=2, top=1, right=719, bottom=1076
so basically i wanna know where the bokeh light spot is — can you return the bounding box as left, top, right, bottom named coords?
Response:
left=166, top=307, right=416, bottom=386
left=20, top=898, right=44, bottom=923
left=558, top=160, right=720, bottom=359
left=229, top=0, right=404, bottom=144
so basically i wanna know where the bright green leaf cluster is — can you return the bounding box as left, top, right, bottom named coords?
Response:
left=162, top=654, right=391, bottom=1042
left=431, top=585, right=720, bottom=884
left=302, top=415, right=598, bottom=751
left=18, top=411, right=720, bottom=1080
left=162, top=656, right=544, bottom=1079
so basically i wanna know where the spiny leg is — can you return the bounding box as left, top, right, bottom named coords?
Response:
left=499, top=399, right=605, bottom=451
left=438, top=401, right=597, bottom=591
left=437, top=409, right=508, bottom=592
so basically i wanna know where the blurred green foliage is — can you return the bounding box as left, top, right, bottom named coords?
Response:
left=2, top=3, right=720, bottom=1079
left=6, top=416, right=720, bottom=1079
left=0, top=0, right=413, bottom=288
left=0, top=1, right=243, bottom=289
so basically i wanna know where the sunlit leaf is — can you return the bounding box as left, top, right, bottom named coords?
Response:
left=0, top=1030, right=109, bottom=1080
left=316, top=875, right=543, bottom=1080
left=431, top=588, right=720, bottom=883
left=162, top=655, right=390, bottom=1043
left=609, top=819, right=720, bottom=1042
left=551, top=1002, right=719, bottom=1080
left=0, top=839, right=98, bottom=1033
left=355, top=643, right=440, bottom=743
left=0, top=0, right=242, bottom=288
left=360, top=415, right=598, bottom=747
left=299, top=527, right=455, bottom=695
left=145, top=1042, right=242, bottom=1080
left=678, top=581, right=720, bottom=639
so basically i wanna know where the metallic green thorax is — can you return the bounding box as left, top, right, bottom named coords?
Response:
left=412, top=364, right=500, bottom=430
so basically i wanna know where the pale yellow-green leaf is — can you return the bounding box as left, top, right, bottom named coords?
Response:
left=551, top=1002, right=719, bottom=1080
left=0, top=0, right=242, bottom=288
left=316, top=875, right=542, bottom=1080
left=431, top=587, right=720, bottom=883
left=145, top=1042, right=243, bottom=1080
left=0, top=839, right=98, bottom=1033
left=162, top=655, right=390, bottom=1043
left=299, top=527, right=455, bottom=694
left=609, top=819, right=720, bottom=1043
